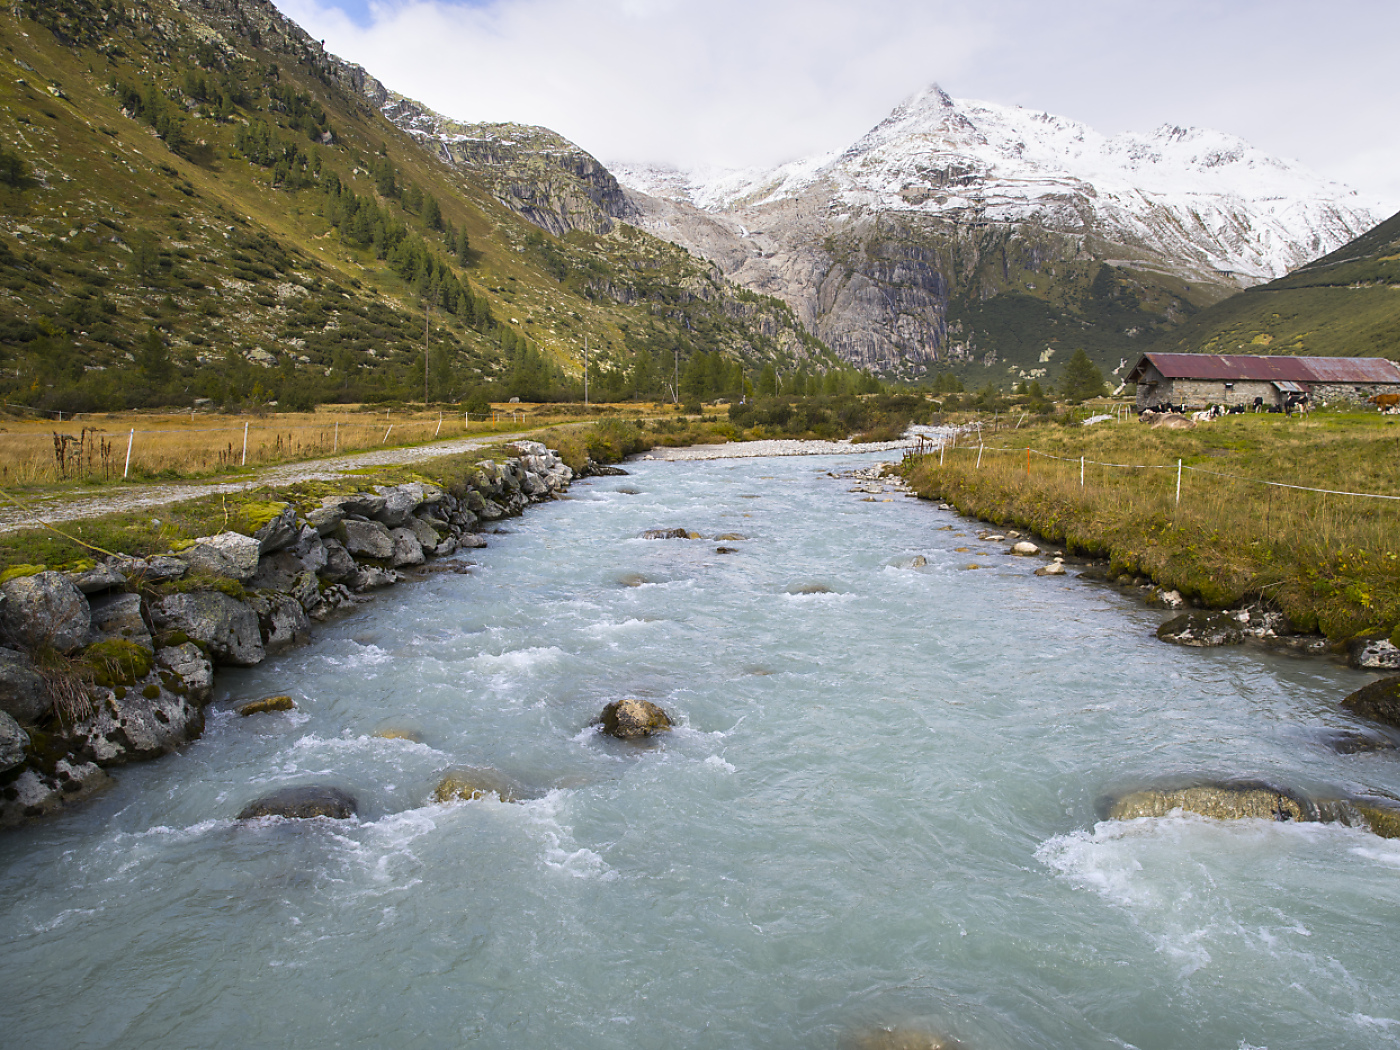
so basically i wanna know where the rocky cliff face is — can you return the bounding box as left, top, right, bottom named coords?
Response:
left=613, top=85, right=1384, bottom=379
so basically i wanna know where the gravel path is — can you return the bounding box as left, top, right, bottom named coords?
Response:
left=0, top=432, right=512, bottom=534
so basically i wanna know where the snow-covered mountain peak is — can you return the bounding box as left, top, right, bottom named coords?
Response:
left=613, top=88, right=1382, bottom=281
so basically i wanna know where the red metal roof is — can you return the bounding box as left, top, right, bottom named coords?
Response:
left=1128, top=353, right=1400, bottom=385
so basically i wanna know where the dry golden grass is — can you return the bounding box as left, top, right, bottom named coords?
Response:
left=908, top=412, right=1400, bottom=640
left=0, top=402, right=662, bottom=487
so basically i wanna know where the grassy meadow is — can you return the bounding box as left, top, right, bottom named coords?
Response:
left=904, top=410, right=1400, bottom=642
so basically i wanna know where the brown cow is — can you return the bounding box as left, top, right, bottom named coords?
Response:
left=1369, top=393, right=1400, bottom=408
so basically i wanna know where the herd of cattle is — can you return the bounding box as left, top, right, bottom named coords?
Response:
left=1139, top=392, right=1400, bottom=421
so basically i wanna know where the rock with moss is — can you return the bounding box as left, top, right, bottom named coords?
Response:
left=293, top=526, right=328, bottom=574
left=0, top=758, right=111, bottom=829
left=252, top=503, right=299, bottom=554
left=325, top=492, right=386, bottom=518
left=235, top=694, right=295, bottom=715
left=1155, top=612, right=1244, bottom=648
left=66, top=668, right=205, bottom=765
left=306, top=504, right=345, bottom=536
left=289, top=571, right=321, bottom=613
left=1104, top=782, right=1315, bottom=822
left=372, top=486, right=423, bottom=527
left=0, top=646, right=48, bottom=724
left=237, top=784, right=357, bottom=820
left=152, top=592, right=265, bottom=667
left=0, top=571, right=91, bottom=654
left=181, top=532, right=261, bottom=582
left=1350, top=797, right=1400, bottom=839
left=433, top=767, right=520, bottom=803
left=1347, top=633, right=1400, bottom=671
left=599, top=698, right=673, bottom=739
left=157, top=643, right=213, bottom=704
left=406, top=516, right=442, bottom=551
left=0, top=710, right=28, bottom=772
left=642, top=528, right=692, bottom=540
left=80, top=639, right=155, bottom=688
left=87, top=592, right=152, bottom=651
left=1341, top=675, right=1400, bottom=729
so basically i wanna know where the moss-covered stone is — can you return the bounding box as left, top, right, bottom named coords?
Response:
left=1341, top=676, right=1400, bottom=729
left=1352, top=798, right=1400, bottom=839
left=433, top=767, right=519, bottom=803
left=79, top=639, right=155, bottom=688
left=599, top=698, right=672, bottom=739
left=235, top=695, right=295, bottom=716
left=1105, top=783, right=1313, bottom=822
left=0, top=564, right=46, bottom=585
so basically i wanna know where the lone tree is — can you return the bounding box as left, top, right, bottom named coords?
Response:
left=1059, top=349, right=1105, bottom=403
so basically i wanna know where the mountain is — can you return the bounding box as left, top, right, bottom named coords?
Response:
left=609, top=85, right=1383, bottom=383
left=0, top=0, right=829, bottom=415
left=1144, top=207, right=1400, bottom=360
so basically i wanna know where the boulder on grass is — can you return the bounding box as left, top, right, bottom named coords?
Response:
left=599, top=698, right=672, bottom=739
left=0, top=571, right=91, bottom=654
left=237, top=785, right=357, bottom=820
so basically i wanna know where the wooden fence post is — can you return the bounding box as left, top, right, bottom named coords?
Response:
left=1176, top=459, right=1182, bottom=505
left=241, top=421, right=248, bottom=466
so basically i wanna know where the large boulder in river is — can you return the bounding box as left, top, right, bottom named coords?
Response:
left=65, top=670, right=205, bottom=765
left=599, top=698, right=673, bottom=739
left=0, top=571, right=91, bottom=653
left=1341, top=675, right=1400, bottom=729
left=152, top=592, right=264, bottom=666
left=0, top=646, right=49, bottom=724
left=642, top=528, right=696, bottom=540
left=238, top=785, right=357, bottom=820
left=389, top=527, right=425, bottom=568
left=1104, top=782, right=1314, bottom=822
left=1350, top=797, right=1400, bottom=839
left=0, top=710, right=28, bottom=771
left=157, top=642, right=213, bottom=704
left=1155, top=611, right=1244, bottom=647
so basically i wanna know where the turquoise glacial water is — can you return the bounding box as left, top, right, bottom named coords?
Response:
left=2, top=451, right=1399, bottom=1050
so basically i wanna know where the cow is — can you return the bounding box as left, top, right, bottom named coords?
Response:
left=1369, top=393, right=1400, bottom=409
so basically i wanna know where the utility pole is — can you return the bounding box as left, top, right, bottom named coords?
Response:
left=674, top=346, right=679, bottom=404
left=584, top=335, right=589, bottom=407
left=423, top=294, right=430, bottom=408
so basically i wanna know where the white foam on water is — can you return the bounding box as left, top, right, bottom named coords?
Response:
left=581, top=618, right=662, bottom=637
left=287, top=733, right=446, bottom=759
left=703, top=755, right=736, bottom=773
left=522, top=790, right=616, bottom=881
left=330, top=643, right=394, bottom=668
left=33, top=907, right=102, bottom=933
left=468, top=645, right=568, bottom=673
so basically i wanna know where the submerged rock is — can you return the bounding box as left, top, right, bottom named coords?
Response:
left=909, top=555, right=928, bottom=568
left=1341, top=675, right=1400, bottom=729
left=845, top=1027, right=961, bottom=1050
left=716, top=547, right=738, bottom=555
left=641, top=528, right=693, bottom=540
left=235, top=695, right=295, bottom=716
left=1104, top=782, right=1314, bottom=822
left=1034, top=561, right=1067, bottom=577
left=372, top=722, right=423, bottom=742
left=616, top=573, right=652, bottom=587
left=433, top=767, right=519, bottom=803
left=599, top=698, right=673, bottom=739
left=1317, top=728, right=1398, bottom=755
left=1350, top=797, right=1400, bottom=839
left=715, top=533, right=746, bottom=542
left=1155, top=612, right=1244, bottom=647
left=237, top=785, right=357, bottom=820
left=787, top=583, right=833, bottom=595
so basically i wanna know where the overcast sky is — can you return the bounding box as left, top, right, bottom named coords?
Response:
left=274, top=0, right=1400, bottom=212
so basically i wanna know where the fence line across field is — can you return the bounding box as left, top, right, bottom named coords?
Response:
left=921, top=438, right=1400, bottom=504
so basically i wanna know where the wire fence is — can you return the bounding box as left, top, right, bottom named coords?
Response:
left=0, top=409, right=534, bottom=485
left=906, top=431, right=1400, bottom=557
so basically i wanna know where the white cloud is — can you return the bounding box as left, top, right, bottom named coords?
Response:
left=276, top=0, right=1400, bottom=211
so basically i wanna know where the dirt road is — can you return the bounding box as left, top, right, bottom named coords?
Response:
left=0, top=432, right=520, bottom=534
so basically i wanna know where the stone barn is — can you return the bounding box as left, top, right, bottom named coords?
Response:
left=1127, top=353, right=1400, bottom=412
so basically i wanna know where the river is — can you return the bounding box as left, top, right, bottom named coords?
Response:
left=2, top=451, right=1398, bottom=1050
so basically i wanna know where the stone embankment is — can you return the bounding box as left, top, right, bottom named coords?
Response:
left=0, top=442, right=575, bottom=828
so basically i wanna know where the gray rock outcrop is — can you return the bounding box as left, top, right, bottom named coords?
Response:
left=339, top=519, right=395, bottom=560
left=157, top=643, right=214, bottom=704
left=1341, top=676, right=1400, bottom=729
left=152, top=592, right=264, bottom=666
left=0, top=571, right=91, bottom=653
left=87, top=592, right=153, bottom=651
left=182, top=531, right=261, bottom=581
left=0, top=710, right=28, bottom=771
left=0, top=646, right=49, bottom=724
left=253, top=504, right=300, bottom=553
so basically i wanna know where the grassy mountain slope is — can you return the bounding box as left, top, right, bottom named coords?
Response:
left=1145, top=209, right=1400, bottom=360
left=0, top=0, right=831, bottom=415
